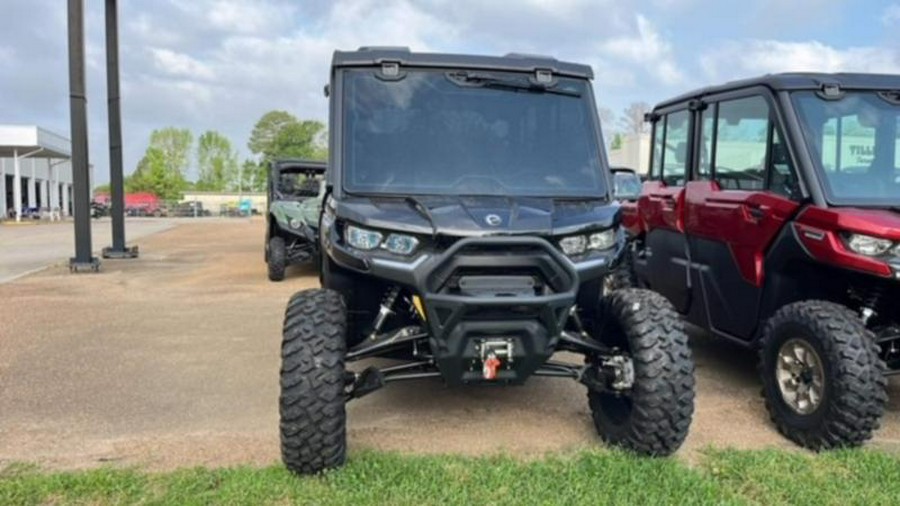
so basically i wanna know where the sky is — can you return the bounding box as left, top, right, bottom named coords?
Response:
left=2, top=0, right=900, bottom=184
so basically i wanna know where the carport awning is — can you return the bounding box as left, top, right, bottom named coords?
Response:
left=0, top=125, right=71, bottom=159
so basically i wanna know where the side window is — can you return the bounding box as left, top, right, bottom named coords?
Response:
left=714, top=97, right=769, bottom=191
left=768, top=128, right=801, bottom=199
left=662, top=110, right=690, bottom=186
left=709, top=95, right=800, bottom=198
left=697, top=104, right=716, bottom=180
left=650, top=117, right=664, bottom=180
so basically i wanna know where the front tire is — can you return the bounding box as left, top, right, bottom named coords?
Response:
left=280, top=289, right=348, bottom=474
left=268, top=236, right=287, bottom=281
left=759, top=300, right=887, bottom=450
left=588, top=288, right=695, bottom=456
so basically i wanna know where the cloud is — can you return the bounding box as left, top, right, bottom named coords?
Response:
left=599, top=15, right=684, bottom=85
left=0, top=45, right=13, bottom=66
left=149, top=49, right=215, bottom=80
left=700, top=40, right=900, bottom=81
left=883, top=3, right=900, bottom=25
left=3, top=0, right=893, bottom=184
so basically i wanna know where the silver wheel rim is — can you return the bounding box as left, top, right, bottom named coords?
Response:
left=775, top=338, right=825, bottom=415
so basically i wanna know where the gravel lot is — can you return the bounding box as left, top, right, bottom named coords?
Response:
left=1, top=218, right=898, bottom=470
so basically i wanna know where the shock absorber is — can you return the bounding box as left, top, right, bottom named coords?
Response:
left=859, top=284, right=885, bottom=325
left=369, top=286, right=401, bottom=339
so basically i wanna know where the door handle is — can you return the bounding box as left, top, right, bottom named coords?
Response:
left=746, top=205, right=765, bottom=222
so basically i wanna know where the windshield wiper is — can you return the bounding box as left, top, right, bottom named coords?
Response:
left=446, top=71, right=581, bottom=97
left=404, top=196, right=438, bottom=239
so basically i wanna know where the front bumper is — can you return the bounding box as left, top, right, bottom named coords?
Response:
left=327, top=231, right=621, bottom=384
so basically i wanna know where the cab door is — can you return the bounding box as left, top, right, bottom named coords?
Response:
left=684, top=94, right=802, bottom=340
left=635, top=109, right=692, bottom=313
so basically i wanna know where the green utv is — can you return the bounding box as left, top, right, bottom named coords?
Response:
left=265, top=159, right=327, bottom=281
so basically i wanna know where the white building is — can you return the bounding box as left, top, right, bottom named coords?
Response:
left=0, top=125, right=77, bottom=221
left=608, top=132, right=651, bottom=175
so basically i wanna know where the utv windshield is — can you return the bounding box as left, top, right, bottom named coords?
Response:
left=341, top=69, right=607, bottom=197
left=276, top=170, right=324, bottom=199
left=793, top=90, right=900, bottom=206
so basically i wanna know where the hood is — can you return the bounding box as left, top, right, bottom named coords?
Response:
left=799, top=206, right=900, bottom=242
left=335, top=195, right=619, bottom=236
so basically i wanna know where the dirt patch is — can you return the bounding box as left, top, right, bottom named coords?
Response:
left=1, top=218, right=898, bottom=471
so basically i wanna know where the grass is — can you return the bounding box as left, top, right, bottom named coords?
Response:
left=2, top=448, right=899, bottom=505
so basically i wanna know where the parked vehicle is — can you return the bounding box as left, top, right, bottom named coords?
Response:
left=94, top=192, right=164, bottom=217
left=90, top=201, right=109, bottom=218
left=168, top=200, right=209, bottom=218
left=278, top=47, right=696, bottom=475
left=621, top=73, right=900, bottom=450
left=265, top=159, right=327, bottom=281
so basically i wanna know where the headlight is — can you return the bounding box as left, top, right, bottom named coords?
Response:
left=346, top=225, right=383, bottom=251
left=559, top=235, right=587, bottom=256
left=382, top=233, right=419, bottom=255
left=345, top=225, right=420, bottom=255
left=560, top=229, right=617, bottom=257
left=289, top=218, right=302, bottom=229
left=588, top=229, right=616, bottom=251
left=847, top=234, right=893, bottom=257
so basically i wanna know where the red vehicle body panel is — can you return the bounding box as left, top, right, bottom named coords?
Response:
left=619, top=199, right=641, bottom=235
left=684, top=181, right=800, bottom=286
left=793, top=207, right=900, bottom=279
left=638, top=181, right=685, bottom=234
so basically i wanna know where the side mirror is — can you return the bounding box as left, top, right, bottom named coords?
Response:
left=612, top=170, right=642, bottom=201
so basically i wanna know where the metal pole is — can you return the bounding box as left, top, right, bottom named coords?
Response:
left=68, top=0, right=99, bottom=272
left=102, top=0, right=137, bottom=258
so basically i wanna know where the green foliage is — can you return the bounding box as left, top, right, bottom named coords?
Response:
left=610, top=133, right=624, bottom=150
left=150, top=128, right=193, bottom=176
left=196, top=131, right=239, bottom=192
left=240, top=160, right=267, bottom=193
left=4, top=449, right=900, bottom=505
left=248, top=110, right=327, bottom=165
left=125, top=128, right=194, bottom=200
left=248, top=110, right=297, bottom=156
left=92, top=183, right=110, bottom=194
left=127, top=146, right=189, bottom=201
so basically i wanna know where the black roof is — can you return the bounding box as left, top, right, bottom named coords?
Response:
left=273, top=159, right=327, bottom=173
left=655, top=72, right=900, bottom=110
left=331, top=47, right=594, bottom=79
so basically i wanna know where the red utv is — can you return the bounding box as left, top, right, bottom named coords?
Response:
left=621, top=73, right=899, bottom=450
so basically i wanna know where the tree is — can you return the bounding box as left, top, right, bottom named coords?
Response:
left=239, top=159, right=267, bottom=193
left=618, top=102, right=651, bottom=135
left=127, top=146, right=188, bottom=201
left=126, top=127, right=193, bottom=200
left=248, top=110, right=327, bottom=165
left=271, top=120, right=327, bottom=160
left=196, top=131, right=239, bottom=191
left=249, top=110, right=297, bottom=158
left=149, top=128, right=193, bottom=178
left=610, top=133, right=624, bottom=150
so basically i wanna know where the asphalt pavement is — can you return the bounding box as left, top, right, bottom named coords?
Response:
left=0, top=218, right=174, bottom=284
